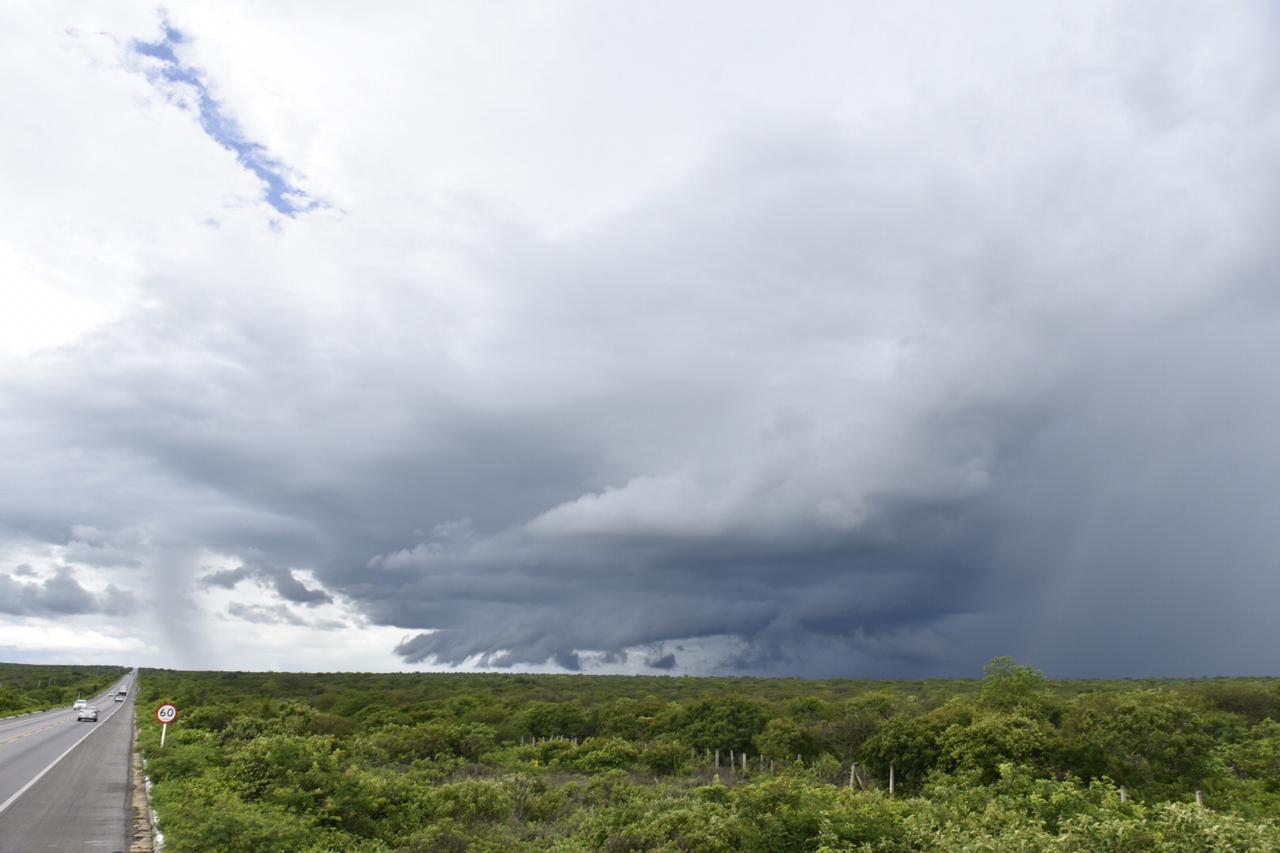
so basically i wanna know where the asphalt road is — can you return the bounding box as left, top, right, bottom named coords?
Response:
left=0, top=671, right=137, bottom=852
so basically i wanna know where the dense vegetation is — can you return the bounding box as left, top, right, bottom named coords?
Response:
left=0, top=662, right=127, bottom=715
left=136, top=660, right=1280, bottom=851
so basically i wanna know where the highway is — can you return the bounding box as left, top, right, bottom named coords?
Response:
left=0, top=671, right=137, bottom=851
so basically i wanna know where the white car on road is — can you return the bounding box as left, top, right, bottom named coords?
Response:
left=76, top=706, right=98, bottom=722
left=73, top=699, right=87, bottom=710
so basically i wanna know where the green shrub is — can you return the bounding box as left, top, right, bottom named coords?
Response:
left=357, top=721, right=496, bottom=765
left=677, top=695, right=769, bottom=754
left=939, top=712, right=1051, bottom=782
left=1057, top=691, right=1215, bottom=795
left=639, top=738, right=690, bottom=776
left=429, top=779, right=514, bottom=825
left=130, top=667, right=1280, bottom=853
left=571, top=737, right=640, bottom=772
left=151, top=779, right=334, bottom=853
left=755, top=717, right=819, bottom=762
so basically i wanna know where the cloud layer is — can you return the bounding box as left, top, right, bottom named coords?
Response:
left=201, top=561, right=332, bottom=606
left=0, top=567, right=135, bottom=618
left=2, top=2, right=1279, bottom=676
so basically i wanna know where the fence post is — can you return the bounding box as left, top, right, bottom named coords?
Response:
left=889, top=763, right=895, bottom=796
left=1119, top=786, right=1127, bottom=803
left=1195, top=790, right=1204, bottom=808
left=715, top=749, right=720, bottom=769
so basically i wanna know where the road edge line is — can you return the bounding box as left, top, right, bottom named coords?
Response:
left=0, top=695, right=126, bottom=816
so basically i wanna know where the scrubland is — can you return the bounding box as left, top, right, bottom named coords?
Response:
left=136, top=660, right=1280, bottom=851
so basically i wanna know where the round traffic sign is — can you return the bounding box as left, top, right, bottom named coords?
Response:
left=155, top=703, right=179, bottom=724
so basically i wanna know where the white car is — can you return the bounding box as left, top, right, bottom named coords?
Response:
left=77, top=706, right=98, bottom=722
left=73, top=699, right=87, bottom=710
left=114, top=693, right=125, bottom=702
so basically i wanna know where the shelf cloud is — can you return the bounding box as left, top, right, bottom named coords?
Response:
left=2, top=2, right=1279, bottom=676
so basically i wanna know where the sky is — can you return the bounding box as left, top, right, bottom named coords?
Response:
left=2, top=1, right=1279, bottom=677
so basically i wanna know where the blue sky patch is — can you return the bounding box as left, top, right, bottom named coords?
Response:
left=133, top=21, right=322, bottom=217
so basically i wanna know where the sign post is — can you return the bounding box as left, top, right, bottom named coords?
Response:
left=155, top=703, right=179, bottom=747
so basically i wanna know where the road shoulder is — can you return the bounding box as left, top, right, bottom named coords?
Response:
left=128, top=707, right=154, bottom=852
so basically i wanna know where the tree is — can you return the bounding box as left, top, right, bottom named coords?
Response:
left=814, top=691, right=896, bottom=759
left=754, top=718, right=818, bottom=762
left=938, top=713, right=1050, bottom=782
left=518, top=700, right=593, bottom=739
left=859, top=715, right=943, bottom=790
left=677, top=696, right=768, bottom=754
left=980, top=656, right=1048, bottom=714
left=1057, top=690, right=1215, bottom=794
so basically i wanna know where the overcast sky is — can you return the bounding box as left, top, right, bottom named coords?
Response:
left=2, top=2, right=1278, bottom=677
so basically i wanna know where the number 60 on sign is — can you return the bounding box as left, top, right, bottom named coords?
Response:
left=156, top=703, right=179, bottom=746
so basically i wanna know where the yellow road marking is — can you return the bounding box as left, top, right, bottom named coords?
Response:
left=0, top=720, right=68, bottom=745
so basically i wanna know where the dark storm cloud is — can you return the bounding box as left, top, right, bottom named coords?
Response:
left=0, top=567, right=135, bottom=617
left=645, top=653, right=677, bottom=671
left=200, top=560, right=332, bottom=606
left=381, top=487, right=1008, bottom=672
left=3, top=2, right=1280, bottom=676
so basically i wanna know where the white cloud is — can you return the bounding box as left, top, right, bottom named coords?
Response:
left=0, top=622, right=150, bottom=657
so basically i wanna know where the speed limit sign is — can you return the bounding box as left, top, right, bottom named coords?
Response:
left=156, top=703, right=179, bottom=747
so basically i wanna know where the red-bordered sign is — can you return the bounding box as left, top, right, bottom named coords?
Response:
left=155, top=703, right=179, bottom=724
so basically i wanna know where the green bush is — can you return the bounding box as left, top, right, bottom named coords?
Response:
left=677, top=695, right=769, bottom=753
left=129, top=663, right=1280, bottom=853
left=1057, top=690, right=1215, bottom=795
left=150, top=780, right=335, bottom=853
left=939, top=712, right=1051, bottom=782
left=429, top=779, right=514, bottom=824
left=639, top=738, right=690, bottom=776
left=519, top=700, right=594, bottom=739
left=755, top=717, right=819, bottom=762
left=356, top=721, right=496, bottom=765
left=571, top=737, right=640, bottom=772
